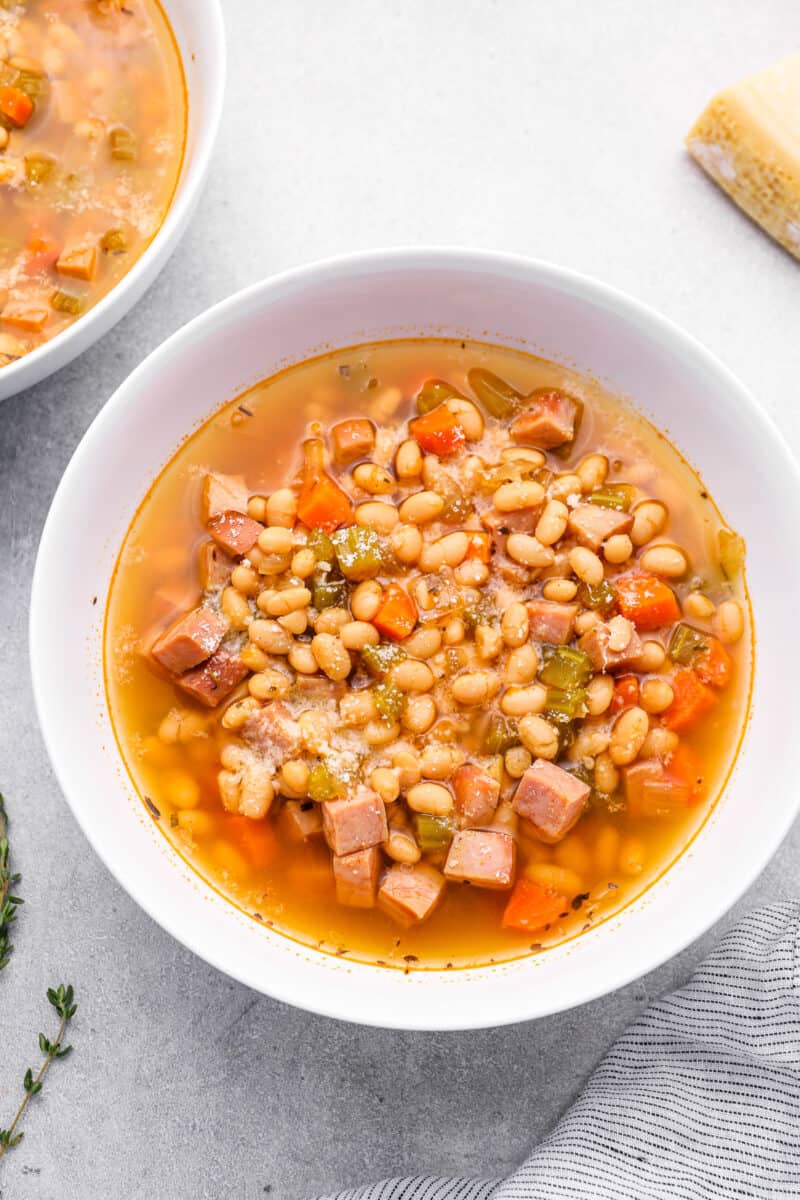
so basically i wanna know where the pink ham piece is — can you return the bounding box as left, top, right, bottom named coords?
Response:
left=378, top=863, right=445, bottom=926
left=242, top=701, right=301, bottom=761
left=512, top=759, right=590, bottom=843
left=151, top=607, right=227, bottom=674
left=452, top=763, right=500, bottom=829
left=624, top=760, right=691, bottom=819
left=199, top=540, right=236, bottom=591
left=322, top=788, right=388, bottom=857
left=510, top=390, right=579, bottom=449
left=579, top=615, right=643, bottom=671
left=177, top=649, right=248, bottom=708
left=330, top=418, right=375, bottom=466
left=207, top=509, right=263, bottom=557
left=282, top=800, right=324, bottom=841
left=527, top=599, right=579, bottom=645
left=444, top=829, right=516, bottom=889
left=333, top=845, right=381, bottom=908
left=201, top=472, right=250, bottom=521
left=568, top=504, right=634, bottom=552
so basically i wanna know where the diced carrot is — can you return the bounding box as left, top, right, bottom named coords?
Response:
left=615, top=572, right=681, bottom=632
left=610, top=674, right=639, bottom=713
left=24, top=233, right=61, bottom=276
left=0, top=86, right=34, bottom=128
left=694, top=636, right=733, bottom=689
left=372, top=583, right=417, bottom=642
left=502, top=880, right=567, bottom=932
left=55, top=242, right=98, bottom=282
left=465, top=531, right=492, bottom=563
left=662, top=669, right=717, bottom=732
left=408, top=402, right=466, bottom=457
left=666, top=742, right=705, bottom=804
left=1, top=300, right=49, bottom=332
left=224, top=814, right=277, bottom=870
left=297, top=475, right=351, bottom=532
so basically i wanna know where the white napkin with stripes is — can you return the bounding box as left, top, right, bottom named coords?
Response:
left=318, top=903, right=800, bottom=1200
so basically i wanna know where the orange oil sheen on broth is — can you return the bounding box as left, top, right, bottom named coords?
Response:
left=105, top=339, right=751, bottom=970
left=0, top=0, right=186, bottom=363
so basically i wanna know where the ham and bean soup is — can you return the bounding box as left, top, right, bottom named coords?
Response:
left=106, top=341, right=751, bottom=970
left=0, top=0, right=186, bottom=367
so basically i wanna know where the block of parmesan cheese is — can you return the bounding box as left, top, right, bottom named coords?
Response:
left=686, top=54, right=800, bottom=259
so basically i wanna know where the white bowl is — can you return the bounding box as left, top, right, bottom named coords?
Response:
left=0, top=0, right=226, bottom=402
left=30, top=249, right=800, bottom=1029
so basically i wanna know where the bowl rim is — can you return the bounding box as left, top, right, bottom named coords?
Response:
left=30, top=246, right=800, bottom=1028
left=0, top=0, right=227, bottom=400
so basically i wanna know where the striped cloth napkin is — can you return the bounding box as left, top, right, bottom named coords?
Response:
left=318, top=903, right=800, bottom=1200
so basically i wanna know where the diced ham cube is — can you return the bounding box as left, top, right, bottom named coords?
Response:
left=322, top=789, right=388, bottom=857
left=512, top=759, right=590, bottom=843
left=568, top=504, right=634, bottom=552
left=243, top=701, right=301, bottom=761
left=207, top=509, right=263, bottom=557
left=378, top=863, right=445, bottom=926
left=331, top=418, right=376, bottom=466
left=481, top=505, right=540, bottom=541
left=452, top=763, right=500, bottom=829
left=333, top=846, right=381, bottom=908
left=579, top=615, right=643, bottom=671
left=199, top=540, right=235, bottom=590
left=151, top=607, right=227, bottom=674
left=282, top=800, right=324, bottom=841
left=511, top=390, right=579, bottom=449
left=177, top=650, right=249, bottom=708
left=527, top=599, right=579, bottom=644
left=624, top=760, right=690, bottom=819
left=202, top=472, right=250, bottom=521
left=444, top=829, right=516, bottom=889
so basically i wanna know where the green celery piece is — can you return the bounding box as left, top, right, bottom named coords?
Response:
left=545, top=687, right=587, bottom=724
left=416, top=378, right=462, bottom=414
left=373, top=682, right=406, bottom=723
left=587, top=484, right=633, bottom=512
left=483, top=714, right=518, bottom=755
left=308, top=762, right=345, bottom=803
left=24, top=153, right=54, bottom=185
left=311, top=573, right=347, bottom=610
left=718, top=529, right=745, bottom=580
left=307, top=529, right=336, bottom=564
left=101, top=228, right=129, bottom=254
left=361, top=642, right=406, bottom=676
left=467, top=368, right=519, bottom=419
left=332, top=525, right=383, bottom=580
left=539, top=646, right=593, bottom=691
left=578, top=579, right=617, bottom=614
left=668, top=623, right=707, bottom=665
left=50, top=290, right=83, bottom=315
left=415, top=814, right=454, bottom=853
left=109, top=126, right=137, bottom=161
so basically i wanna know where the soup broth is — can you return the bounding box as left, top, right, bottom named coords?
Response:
left=0, top=0, right=186, bottom=365
left=106, top=339, right=751, bottom=970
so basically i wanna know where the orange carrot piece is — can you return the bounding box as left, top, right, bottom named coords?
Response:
left=615, top=572, right=681, bottom=631
left=694, top=636, right=733, bottom=689
left=0, top=86, right=34, bottom=128
left=666, top=742, right=705, bottom=804
left=372, top=583, right=417, bottom=641
left=662, top=669, right=717, bottom=732
left=465, top=531, right=492, bottom=563
left=611, top=673, right=639, bottom=713
left=296, top=437, right=352, bottom=532
left=55, top=242, right=98, bottom=282
left=225, top=814, right=277, bottom=870
left=502, top=880, right=567, bottom=932
left=408, top=403, right=466, bottom=457
left=1, top=300, right=48, bottom=332
left=24, top=233, right=61, bottom=276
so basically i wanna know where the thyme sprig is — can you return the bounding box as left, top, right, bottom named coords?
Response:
left=0, top=793, right=23, bottom=972
left=0, top=985, right=77, bottom=1160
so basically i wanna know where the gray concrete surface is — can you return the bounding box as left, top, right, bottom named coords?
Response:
left=1, top=2, right=799, bottom=1197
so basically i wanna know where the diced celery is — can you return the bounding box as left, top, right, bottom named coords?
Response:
left=578, top=579, right=617, bottom=614
left=307, top=762, right=345, bottom=803
left=50, top=290, right=83, bottom=315
left=15, top=71, right=48, bottom=102
left=539, top=646, right=593, bottom=691
left=24, top=153, right=54, bottom=185
left=307, top=529, right=336, bottom=564
left=415, top=813, right=454, bottom=853
left=718, top=529, right=746, bottom=580
left=544, top=687, right=587, bottom=724
left=467, top=368, right=519, bottom=419
left=462, top=595, right=496, bottom=631
left=373, top=682, right=406, bottom=723
left=109, top=125, right=137, bottom=161
left=416, top=378, right=461, bottom=414
left=668, top=623, right=707, bottom=665
left=311, top=573, right=347, bottom=610
left=101, top=228, right=129, bottom=254
left=483, top=713, right=518, bottom=755
left=361, top=642, right=406, bottom=676
left=587, top=484, right=633, bottom=512
left=332, top=525, right=383, bottom=580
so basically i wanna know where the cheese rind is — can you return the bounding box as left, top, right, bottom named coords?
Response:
left=686, top=54, right=800, bottom=259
